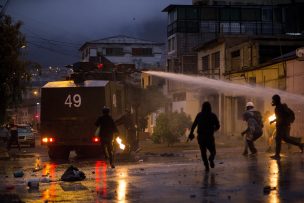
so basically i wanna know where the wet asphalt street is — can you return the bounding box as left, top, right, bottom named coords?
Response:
left=0, top=139, right=304, bottom=203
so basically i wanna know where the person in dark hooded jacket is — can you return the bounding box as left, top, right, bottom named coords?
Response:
left=95, top=107, right=118, bottom=168
left=270, top=94, right=304, bottom=160
left=188, top=101, right=220, bottom=172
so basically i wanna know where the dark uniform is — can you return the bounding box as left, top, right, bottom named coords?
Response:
left=95, top=107, right=118, bottom=168
left=271, top=94, right=303, bottom=159
left=189, top=102, right=220, bottom=171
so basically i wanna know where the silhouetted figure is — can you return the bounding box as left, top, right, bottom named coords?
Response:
left=6, top=121, right=21, bottom=151
left=95, top=107, right=118, bottom=168
left=270, top=94, right=304, bottom=160
left=116, top=109, right=139, bottom=152
left=241, top=102, right=263, bottom=156
left=188, top=102, right=220, bottom=172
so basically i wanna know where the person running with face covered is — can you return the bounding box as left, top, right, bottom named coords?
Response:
left=270, top=94, right=304, bottom=160
left=188, top=101, right=220, bottom=172
left=241, top=102, right=263, bottom=156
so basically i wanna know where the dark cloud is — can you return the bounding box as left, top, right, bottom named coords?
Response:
left=4, top=0, right=190, bottom=67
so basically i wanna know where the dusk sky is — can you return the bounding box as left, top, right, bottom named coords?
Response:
left=3, top=0, right=190, bottom=67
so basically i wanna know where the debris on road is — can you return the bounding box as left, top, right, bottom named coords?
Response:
left=61, top=165, right=86, bottom=182
left=27, top=178, right=40, bottom=189
left=13, top=170, right=24, bottom=178
left=40, top=177, right=50, bottom=183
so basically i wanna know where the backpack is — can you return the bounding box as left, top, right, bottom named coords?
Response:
left=250, top=111, right=263, bottom=141
left=282, top=104, right=295, bottom=124
left=252, top=111, right=264, bottom=129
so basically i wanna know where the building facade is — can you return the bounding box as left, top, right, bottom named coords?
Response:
left=162, top=2, right=304, bottom=128
left=196, top=36, right=304, bottom=135
left=193, top=0, right=304, bottom=5
left=79, top=35, right=165, bottom=70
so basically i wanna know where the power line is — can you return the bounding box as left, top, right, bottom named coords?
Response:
left=22, top=27, right=82, bottom=47
left=27, top=41, right=79, bottom=58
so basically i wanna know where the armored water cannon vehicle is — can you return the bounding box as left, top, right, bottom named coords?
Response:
left=40, top=80, right=126, bottom=160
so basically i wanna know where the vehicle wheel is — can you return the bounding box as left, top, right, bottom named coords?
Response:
left=48, top=147, right=70, bottom=160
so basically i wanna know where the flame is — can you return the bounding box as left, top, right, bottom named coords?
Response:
left=268, top=114, right=276, bottom=122
left=116, top=137, right=125, bottom=150
left=35, top=157, right=41, bottom=170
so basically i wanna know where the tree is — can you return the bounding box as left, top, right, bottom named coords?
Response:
left=126, top=83, right=170, bottom=132
left=0, top=15, right=30, bottom=124
left=152, top=111, right=192, bottom=146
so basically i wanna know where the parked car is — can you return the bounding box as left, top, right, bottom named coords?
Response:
left=17, top=124, right=35, bottom=148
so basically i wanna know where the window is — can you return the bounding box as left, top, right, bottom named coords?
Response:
left=90, top=48, right=97, bottom=57
left=231, top=50, right=240, bottom=71
left=241, top=8, right=261, bottom=21
left=202, top=55, right=209, bottom=71
left=211, top=52, right=220, bottom=69
left=186, top=8, right=199, bottom=20
left=201, top=8, right=218, bottom=20
left=171, top=37, right=175, bottom=51
left=262, top=8, right=272, bottom=22
left=230, top=8, right=241, bottom=21
left=132, top=48, right=153, bottom=56
left=248, top=77, right=256, bottom=86
left=273, top=8, right=282, bottom=23
left=220, top=8, right=230, bottom=21
left=105, top=48, right=124, bottom=56
left=178, top=7, right=199, bottom=20
left=237, top=97, right=246, bottom=120
left=231, top=50, right=240, bottom=58
left=168, top=9, right=177, bottom=24
left=168, top=37, right=175, bottom=52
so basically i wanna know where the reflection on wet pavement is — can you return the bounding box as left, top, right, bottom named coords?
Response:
left=1, top=147, right=304, bottom=202
left=268, top=160, right=280, bottom=203
left=117, top=168, right=127, bottom=202
left=42, top=163, right=56, bottom=201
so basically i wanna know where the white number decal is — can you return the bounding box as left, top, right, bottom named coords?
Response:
left=73, top=94, right=81, bottom=107
left=65, top=95, right=72, bottom=108
left=65, top=94, right=81, bottom=108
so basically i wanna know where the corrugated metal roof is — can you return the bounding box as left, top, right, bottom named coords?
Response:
left=89, top=35, right=160, bottom=45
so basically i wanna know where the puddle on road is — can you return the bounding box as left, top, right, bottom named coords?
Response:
left=60, top=183, right=88, bottom=191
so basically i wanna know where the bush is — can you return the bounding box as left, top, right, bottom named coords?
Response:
left=152, top=112, right=192, bottom=146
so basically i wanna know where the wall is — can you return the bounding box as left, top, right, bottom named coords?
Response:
left=286, top=59, right=304, bottom=137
